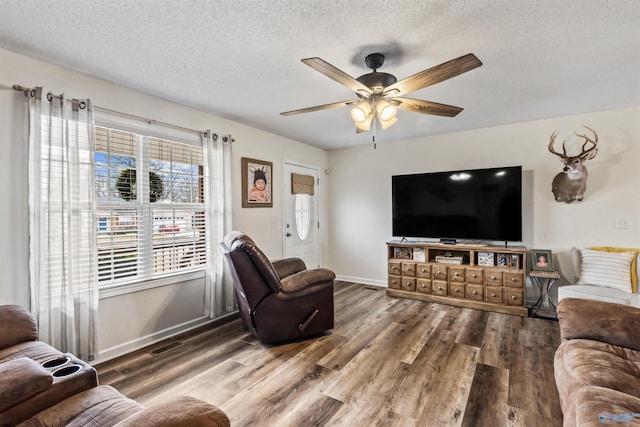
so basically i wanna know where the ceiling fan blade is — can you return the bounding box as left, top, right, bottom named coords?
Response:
left=302, top=57, right=373, bottom=97
left=394, top=97, right=464, bottom=117
left=383, top=53, right=482, bottom=97
left=280, top=99, right=359, bottom=116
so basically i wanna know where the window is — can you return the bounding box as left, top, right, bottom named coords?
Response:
left=95, top=126, right=206, bottom=285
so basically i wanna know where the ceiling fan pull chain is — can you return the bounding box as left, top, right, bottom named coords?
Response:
left=373, top=117, right=377, bottom=149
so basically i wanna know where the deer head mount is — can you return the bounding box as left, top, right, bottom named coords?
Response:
left=548, top=125, right=599, bottom=203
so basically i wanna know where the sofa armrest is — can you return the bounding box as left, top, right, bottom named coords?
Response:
left=0, top=305, right=38, bottom=350
left=0, top=357, right=53, bottom=413
left=272, top=257, right=307, bottom=279
left=114, top=396, right=230, bottom=427
left=280, top=268, right=335, bottom=294
left=556, top=298, right=640, bottom=351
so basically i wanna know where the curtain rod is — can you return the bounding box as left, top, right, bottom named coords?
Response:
left=12, top=84, right=209, bottom=138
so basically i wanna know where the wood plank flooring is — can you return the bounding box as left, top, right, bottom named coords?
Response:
left=95, top=281, right=563, bottom=426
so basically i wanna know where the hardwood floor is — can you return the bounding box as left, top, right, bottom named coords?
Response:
left=95, top=281, right=563, bottom=426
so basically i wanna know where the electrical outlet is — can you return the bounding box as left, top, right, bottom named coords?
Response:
left=615, top=217, right=630, bottom=229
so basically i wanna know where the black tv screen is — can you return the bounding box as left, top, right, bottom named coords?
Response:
left=392, top=166, right=522, bottom=242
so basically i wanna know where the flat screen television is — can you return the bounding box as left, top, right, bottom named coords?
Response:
left=392, top=166, right=522, bottom=243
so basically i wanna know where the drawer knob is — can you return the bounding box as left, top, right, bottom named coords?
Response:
left=421, top=284, right=426, bottom=288
left=491, top=293, right=497, bottom=297
left=421, top=268, right=426, bottom=273
left=471, top=274, right=477, bottom=278
left=491, top=276, right=497, bottom=280
left=511, top=278, right=517, bottom=282
left=472, top=291, right=478, bottom=295
left=437, top=286, right=443, bottom=291
left=511, top=295, right=517, bottom=300
left=454, top=272, right=460, bottom=277
left=454, top=289, right=459, bottom=293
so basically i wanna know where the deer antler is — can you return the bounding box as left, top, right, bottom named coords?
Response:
left=574, top=125, right=598, bottom=157
left=548, top=131, right=567, bottom=158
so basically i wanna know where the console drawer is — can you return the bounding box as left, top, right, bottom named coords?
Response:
left=485, top=286, right=504, bottom=304
left=416, top=278, right=431, bottom=294
left=504, top=272, right=524, bottom=288
left=432, top=280, right=448, bottom=296
left=466, top=268, right=483, bottom=284
left=416, top=263, right=431, bottom=278
left=449, top=282, right=466, bottom=298
left=402, top=262, right=416, bottom=277
left=505, top=289, right=524, bottom=306
left=388, top=275, right=401, bottom=290
left=389, top=260, right=402, bottom=276
left=448, top=267, right=465, bottom=282
left=485, top=269, right=503, bottom=286
left=401, top=277, right=416, bottom=292
left=466, top=284, right=483, bottom=301
left=432, top=265, right=448, bottom=280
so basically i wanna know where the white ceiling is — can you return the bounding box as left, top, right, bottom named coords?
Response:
left=1, top=0, right=639, bottom=150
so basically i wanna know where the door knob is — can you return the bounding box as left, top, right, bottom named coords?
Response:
left=286, top=232, right=292, bottom=237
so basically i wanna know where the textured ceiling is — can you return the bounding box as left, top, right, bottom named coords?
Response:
left=1, top=0, right=639, bottom=150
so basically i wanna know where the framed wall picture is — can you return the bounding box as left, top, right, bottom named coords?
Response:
left=242, top=157, right=273, bottom=208
left=530, top=249, right=554, bottom=271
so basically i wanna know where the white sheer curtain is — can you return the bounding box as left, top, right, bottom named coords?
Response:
left=28, top=87, right=98, bottom=361
left=204, top=132, right=235, bottom=317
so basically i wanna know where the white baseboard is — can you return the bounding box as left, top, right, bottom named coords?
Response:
left=92, top=315, right=216, bottom=365
left=336, top=275, right=387, bottom=288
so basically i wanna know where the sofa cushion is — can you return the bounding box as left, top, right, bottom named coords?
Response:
left=0, top=357, right=52, bottom=412
left=0, top=305, right=38, bottom=350
left=555, top=339, right=640, bottom=404
left=113, top=395, right=231, bottom=427
left=556, top=298, right=640, bottom=351
left=17, top=385, right=142, bottom=427
left=574, top=386, right=640, bottom=427
left=558, top=284, right=634, bottom=305
left=0, top=340, right=66, bottom=365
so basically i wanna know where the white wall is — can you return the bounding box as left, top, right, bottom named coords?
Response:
left=327, top=107, right=640, bottom=301
left=0, top=48, right=328, bottom=361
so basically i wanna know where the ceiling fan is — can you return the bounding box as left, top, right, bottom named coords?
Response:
left=281, top=53, right=482, bottom=132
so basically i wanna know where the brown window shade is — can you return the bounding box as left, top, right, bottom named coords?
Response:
left=291, top=173, right=314, bottom=195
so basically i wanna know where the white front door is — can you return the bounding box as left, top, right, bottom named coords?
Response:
left=283, top=162, right=319, bottom=268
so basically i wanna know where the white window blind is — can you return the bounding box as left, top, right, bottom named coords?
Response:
left=95, top=125, right=207, bottom=285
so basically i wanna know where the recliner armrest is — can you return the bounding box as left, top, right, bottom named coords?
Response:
left=280, top=268, right=335, bottom=294
left=272, top=257, right=307, bottom=279
left=0, top=357, right=53, bottom=413
left=556, top=298, right=640, bottom=351
left=0, top=305, right=38, bottom=350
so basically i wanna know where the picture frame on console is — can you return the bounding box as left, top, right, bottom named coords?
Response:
left=394, top=247, right=412, bottom=259
left=531, top=249, right=554, bottom=271
left=509, top=254, right=519, bottom=268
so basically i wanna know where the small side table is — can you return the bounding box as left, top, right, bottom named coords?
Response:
left=530, top=270, right=561, bottom=319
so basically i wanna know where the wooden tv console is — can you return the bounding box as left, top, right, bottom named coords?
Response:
left=387, top=241, right=528, bottom=316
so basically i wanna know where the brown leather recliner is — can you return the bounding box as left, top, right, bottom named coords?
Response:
left=220, top=231, right=335, bottom=344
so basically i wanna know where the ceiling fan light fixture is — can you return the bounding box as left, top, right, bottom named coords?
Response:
left=376, top=100, right=397, bottom=121
left=350, top=102, right=372, bottom=123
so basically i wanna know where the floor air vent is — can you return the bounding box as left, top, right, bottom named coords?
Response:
left=150, top=341, right=182, bottom=355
